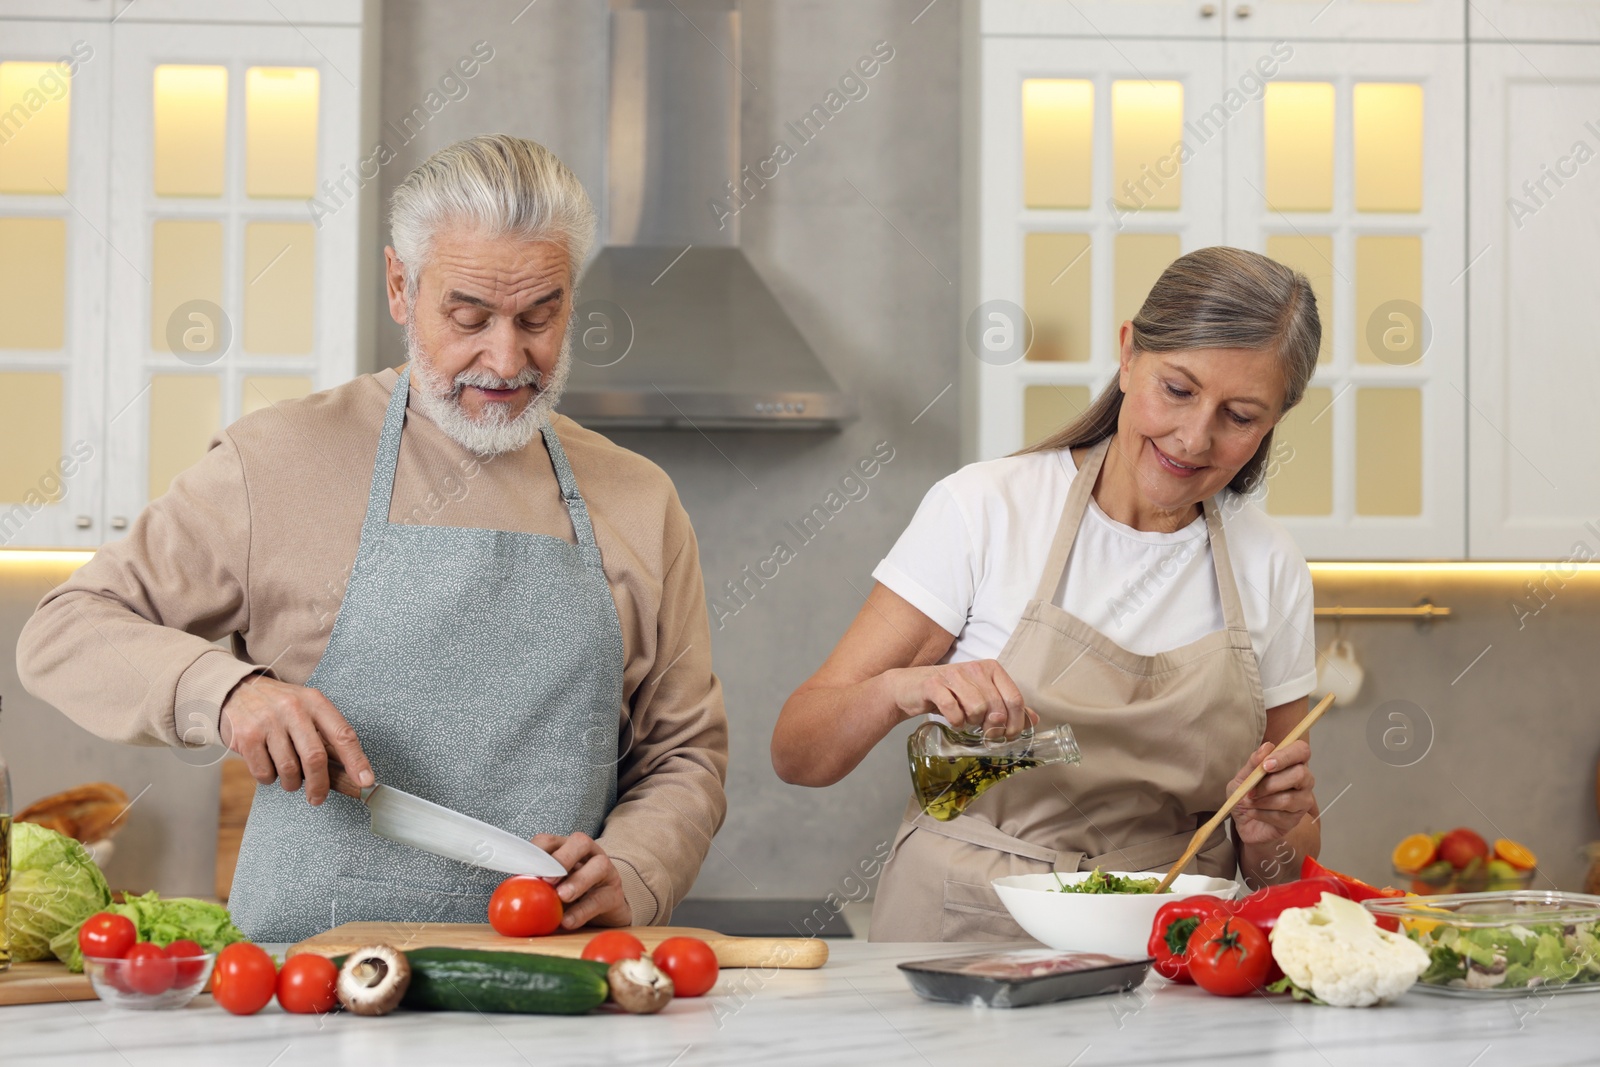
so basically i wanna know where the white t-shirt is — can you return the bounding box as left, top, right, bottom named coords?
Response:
left=872, top=447, right=1317, bottom=709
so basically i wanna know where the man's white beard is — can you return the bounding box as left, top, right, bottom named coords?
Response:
left=404, top=321, right=572, bottom=457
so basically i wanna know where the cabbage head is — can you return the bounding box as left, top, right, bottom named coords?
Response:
left=4, top=821, right=112, bottom=962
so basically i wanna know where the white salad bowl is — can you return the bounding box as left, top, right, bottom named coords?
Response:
left=993, top=871, right=1241, bottom=958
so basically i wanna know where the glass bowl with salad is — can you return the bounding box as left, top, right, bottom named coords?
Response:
left=1363, top=890, right=1600, bottom=997
left=993, top=869, right=1241, bottom=958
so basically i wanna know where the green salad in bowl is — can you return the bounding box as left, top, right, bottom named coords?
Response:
left=1051, top=868, right=1172, bottom=895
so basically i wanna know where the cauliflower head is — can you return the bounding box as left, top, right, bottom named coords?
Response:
left=1268, top=892, right=1429, bottom=1007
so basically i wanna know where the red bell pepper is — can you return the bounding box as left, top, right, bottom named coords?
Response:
left=1300, top=856, right=1406, bottom=902
left=1147, top=896, right=1227, bottom=983
left=1224, top=876, right=1349, bottom=934
left=1300, top=857, right=1406, bottom=932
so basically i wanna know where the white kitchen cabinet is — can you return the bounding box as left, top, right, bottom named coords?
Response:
left=0, top=20, right=110, bottom=549
left=964, top=35, right=1226, bottom=463
left=965, top=14, right=1470, bottom=559
left=1469, top=0, right=1600, bottom=41
left=1229, top=0, right=1462, bottom=42
left=103, top=19, right=365, bottom=530
left=1467, top=44, right=1600, bottom=558
left=0, top=5, right=373, bottom=548
left=976, top=0, right=1224, bottom=39
left=1224, top=41, right=1466, bottom=558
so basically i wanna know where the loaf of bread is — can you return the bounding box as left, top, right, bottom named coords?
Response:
left=17, top=782, right=130, bottom=843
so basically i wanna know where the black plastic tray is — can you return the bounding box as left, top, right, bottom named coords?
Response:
left=898, top=949, right=1153, bottom=1009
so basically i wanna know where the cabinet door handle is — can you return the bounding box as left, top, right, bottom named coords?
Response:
left=110, top=516, right=128, bottom=530
left=75, top=515, right=92, bottom=529
left=1199, top=3, right=1217, bottom=15
left=1234, top=3, right=1252, bottom=14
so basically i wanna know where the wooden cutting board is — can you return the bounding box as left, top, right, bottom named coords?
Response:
left=290, top=923, right=828, bottom=969
left=0, top=961, right=96, bottom=1007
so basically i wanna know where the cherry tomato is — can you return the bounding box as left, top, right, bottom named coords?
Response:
left=212, top=942, right=278, bottom=1015
left=78, top=912, right=137, bottom=960
left=1187, top=915, right=1271, bottom=997
left=124, top=942, right=177, bottom=995
left=488, top=876, right=564, bottom=938
left=276, top=953, right=340, bottom=1014
left=581, top=930, right=646, bottom=964
left=652, top=936, right=718, bottom=998
left=163, top=938, right=208, bottom=986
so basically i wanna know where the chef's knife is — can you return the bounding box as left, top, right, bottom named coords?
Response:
left=328, top=762, right=567, bottom=878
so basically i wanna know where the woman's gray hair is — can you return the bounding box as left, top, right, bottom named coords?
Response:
left=388, top=133, right=598, bottom=301
left=1018, top=245, right=1321, bottom=495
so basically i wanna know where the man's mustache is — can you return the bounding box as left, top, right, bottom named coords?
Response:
left=448, top=367, right=543, bottom=398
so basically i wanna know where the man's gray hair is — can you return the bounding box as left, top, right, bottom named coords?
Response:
left=388, top=133, right=597, bottom=300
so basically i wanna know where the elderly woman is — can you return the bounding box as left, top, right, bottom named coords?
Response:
left=774, top=247, right=1323, bottom=941
left=19, top=135, right=729, bottom=941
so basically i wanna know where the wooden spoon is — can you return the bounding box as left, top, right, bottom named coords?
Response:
left=1154, top=691, right=1336, bottom=892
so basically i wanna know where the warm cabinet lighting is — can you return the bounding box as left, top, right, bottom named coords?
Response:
left=153, top=65, right=228, bottom=198
left=147, top=375, right=220, bottom=501
left=149, top=219, right=224, bottom=351
left=1022, top=384, right=1090, bottom=449
left=1353, top=83, right=1423, bottom=213
left=0, top=216, right=67, bottom=350
left=243, top=221, right=315, bottom=353
left=1022, top=79, right=1093, bottom=209
left=1309, top=562, right=1600, bottom=575
left=1263, top=82, right=1334, bottom=212
left=0, top=372, right=64, bottom=504
left=1355, top=388, right=1424, bottom=517
left=1264, top=234, right=1332, bottom=364
left=246, top=66, right=319, bottom=198
left=1355, top=234, right=1422, bottom=365
left=1265, top=385, right=1334, bottom=517
left=1023, top=231, right=1091, bottom=362
left=1111, top=80, right=1183, bottom=211
left=0, top=61, right=72, bottom=194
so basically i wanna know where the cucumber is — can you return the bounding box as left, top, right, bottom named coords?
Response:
left=400, top=948, right=610, bottom=1015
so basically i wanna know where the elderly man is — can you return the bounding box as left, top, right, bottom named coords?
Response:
left=18, top=135, right=728, bottom=942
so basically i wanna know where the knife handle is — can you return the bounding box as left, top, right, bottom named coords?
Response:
left=325, top=758, right=368, bottom=800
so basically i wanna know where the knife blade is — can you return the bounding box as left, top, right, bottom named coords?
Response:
left=329, top=762, right=567, bottom=878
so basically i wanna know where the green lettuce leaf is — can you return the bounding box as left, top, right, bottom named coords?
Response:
left=1267, top=975, right=1327, bottom=1005
left=3, top=822, right=112, bottom=963
left=50, top=891, right=247, bottom=972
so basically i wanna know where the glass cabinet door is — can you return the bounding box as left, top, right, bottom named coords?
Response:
left=0, top=22, right=109, bottom=548
left=971, top=37, right=1225, bottom=461
left=103, top=20, right=360, bottom=532
left=1224, top=41, right=1465, bottom=558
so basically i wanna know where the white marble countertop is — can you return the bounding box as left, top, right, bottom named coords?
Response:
left=6, top=941, right=1596, bottom=1067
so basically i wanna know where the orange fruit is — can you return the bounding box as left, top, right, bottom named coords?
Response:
left=1494, top=838, right=1537, bottom=871
left=1392, top=832, right=1438, bottom=874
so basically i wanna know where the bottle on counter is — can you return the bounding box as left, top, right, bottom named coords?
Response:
left=1, top=696, right=11, bottom=972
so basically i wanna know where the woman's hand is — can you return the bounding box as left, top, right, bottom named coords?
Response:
left=1226, top=738, right=1316, bottom=846
left=531, top=832, right=632, bottom=929
left=886, top=659, right=1036, bottom=738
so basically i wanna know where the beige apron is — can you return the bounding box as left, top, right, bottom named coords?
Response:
left=870, top=437, right=1267, bottom=942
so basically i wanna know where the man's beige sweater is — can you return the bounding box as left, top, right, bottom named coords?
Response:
left=17, top=367, right=729, bottom=925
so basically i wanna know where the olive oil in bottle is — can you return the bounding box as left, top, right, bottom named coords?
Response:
left=911, top=753, right=1043, bottom=822
left=906, top=719, right=1082, bottom=822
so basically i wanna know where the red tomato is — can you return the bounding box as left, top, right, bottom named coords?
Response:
left=488, top=876, right=564, bottom=938
left=212, top=943, right=278, bottom=1015
left=581, top=930, right=646, bottom=964
left=1187, top=916, right=1271, bottom=997
left=124, top=942, right=177, bottom=995
left=78, top=913, right=137, bottom=960
left=163, top=938, right=208, bottom=986
left=652, top=937, right=718, bottom=998
left=276, top=953, right=340, bottom=1014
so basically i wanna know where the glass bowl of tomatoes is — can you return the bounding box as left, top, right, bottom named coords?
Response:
left=83, top=948, right=215, bottom=1010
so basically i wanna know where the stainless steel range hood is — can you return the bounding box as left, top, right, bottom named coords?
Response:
left=559, top=0, right=855, bottom=430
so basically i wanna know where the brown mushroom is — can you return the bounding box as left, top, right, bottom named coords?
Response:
left=607, top=957, right=674, bottom=1014
left=337, top=945, right=412, bottom=1016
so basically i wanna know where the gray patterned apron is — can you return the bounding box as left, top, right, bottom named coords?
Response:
left=228, top=367, right=624, bottom=943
